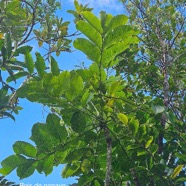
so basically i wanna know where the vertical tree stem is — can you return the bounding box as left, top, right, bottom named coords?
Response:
left=104, top=126, right=112, bottom=186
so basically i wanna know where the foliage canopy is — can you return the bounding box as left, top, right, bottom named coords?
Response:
left=0, top=0, right=185, bottom=185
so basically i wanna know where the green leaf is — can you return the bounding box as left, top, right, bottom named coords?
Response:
left=145, top=136, right=153, bottom=148
left=13, top=141, right=37, bottom=158
left=81, top=159, right=91, bottom=174
left=129, top=118, right=139, bottom=136
left=66, top=73, right=84, bottom=100
left=30, top=123, right=53, bottom=152
left=100, top=11, right=113, bottom=30
left=74, top=0, right=80, bottom=12
left=137, top=150, right=147, bottom=156
left=138, top=125, right=147, bottom=141
left=1, top=46, right=7, bottom=63
left=0, top=155, right=26, bottom=175
left=50, top=56, right=60, bottom=76
left=0, top=111, right=15, bottom=121
left=103, top=25, right=138, bottom=49
left=76, top=20, right=102, bottom=48
left=81, top=89, right=94, bottom=106
left=176, top=153, right=186, bottom=161
left=73, top=38, right=100, bottom=63
left=176, top=177, right=186, bottom=182
left=170, top=165, right=184, bottom=179
left=46, top=113, right=67, bottom=142
left=6, top=33, right=12, bottom=58
left=150, top=144, right=158, bottom=155
left=106, top=14, right=128, bottom=33
left=14, top=46, right=32, bottom=56
left=6, top=71, right=29, bottom=83
left=117, top=113, right=128, bottom=125
left=57, top=71, right=71, bottom=94
left=151, top=105, right=165, bottom=114
left=102, top=41, right=131, bottom=68
left=78, top=172, right=94, bottom=185
left=35, top=52, right=46, bottom=78
left=71, top=111, right=86, bottom=133
left=3, top=64, right=15, bottom=82
left=37, top=154, right=54, bottom=176
left=82, top=11, right=103, bottom=34
left=24, top=52, right=34, bottom=74
left=17, top=159, right=38, bottom=179
left=62, top=162, right=80, bottom=178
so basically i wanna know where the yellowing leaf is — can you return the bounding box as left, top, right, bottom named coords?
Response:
left=145, top=136, right=153, bottom=148
left=38, top=40, right=43, bottom=47
left=170, top=165, right=184, bottom=179
left=117, top=113, right=128, bottom=125
left=0, top=33, right=4, bottom=39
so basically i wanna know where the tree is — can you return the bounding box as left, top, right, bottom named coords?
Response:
left=0, top=0, right=186, bottom=185
left=0, top=0, right=71, bottom=120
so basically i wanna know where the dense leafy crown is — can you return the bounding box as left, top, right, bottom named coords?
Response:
left=0, top=0, right=186, bottom=185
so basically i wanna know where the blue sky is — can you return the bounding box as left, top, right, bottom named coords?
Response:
left=0, top=0, right=124, bottom=185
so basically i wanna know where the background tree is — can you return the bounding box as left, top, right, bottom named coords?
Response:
left=0, top=0, right=72, bottom=120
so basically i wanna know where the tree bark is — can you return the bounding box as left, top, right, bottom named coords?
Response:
left=104, top=126, right=112, bottom=186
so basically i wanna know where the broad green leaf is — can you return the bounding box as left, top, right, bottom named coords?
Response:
left=6, top=71, right=29, bottom=83
left=106, top=15, right=128, bottom=33
left=138, top=125, right=147, bottom=141
left=102, top=41, right=131, bottom=68
left=46, top=113, right=67, bottom=142
left=65, top=148, right=87, bottom=163
left=17, top=159, right=38, bottom=179
left=73, top=38, right=100, bottom=63
left=6, top=33, right=12, bottom=58
left=14, top=46, right=32, bottom=56
left=42, top=73, right=54, bottom=93
left=30, top=123, right=53, bottom=152
left=13, top=141, right=37, bottom=158
left=74, top=0, right=80, bottom=12
left=81, top=159, right=91, bottom=174
left=50, top=56, right=60, bottom=76
left=117, top=113, right=128, bottom=125
left=103, top=25, right=138, bottom=49
left=170, top=165, right=184, bottom=179
left=81, top=89, right=94, bottom=106
left=82, top=11, right=103, bottom=34
left=89, top=63, right=107, bottom=80
left=94, top=180, right=101, bottom=186
left=66, top=73, right=84, bottom=100
left=0, top=155, right=26, bottom=175
left=25, top=52, right=34, bottom=74
left=35, top=52, right=46, bottom=78
left=78, top=172, right=94, bottom=185
left=76, top=20, right=102, bottom=48
left=37, top=154, right=54, bottom=176
left=62, top=162, right=80, bottom=178
left=71, top=111, right=86, bottom=133
left=57, top=71, right=71, bottom=93
left=100, top=11, right=113, bottom=31
left=129, top=118, right=139, bottom=136
left=151, top=105, right=165, bottom=114
left=145, top=136, right=153, bottom=148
